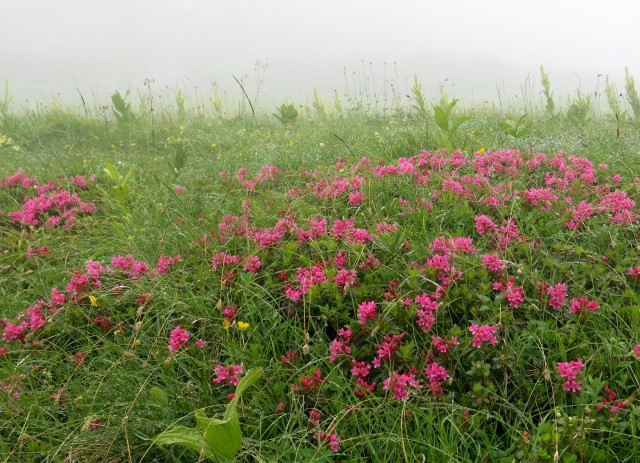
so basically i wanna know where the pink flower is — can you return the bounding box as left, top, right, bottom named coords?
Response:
left=329, top=339, right=351, bottom=363
left=348, top=191, right=365, bottom=206
left=504, top=278, right=524, bottom=307
left=315, top=429, right=340, bottom=452
left=291, top=369, right=324, bottom=395
left=168, top=325, right=190, bottom=353
left=424, top=361, right=450, bottom=383
left=243, top=256, right=261, bottom=273
left=156, top=254, right=182, bottom=275
left=481, top=254, right=506, bottom=272
left=357, top=301, right=377, bottom=326
left=350, top=359, right=371, bottom=378
left=308, top=409, right=322, bottom=427
left=332, top=269, right=357, bottom=287
left=383, top=371, right=422, bottom=400
left=468, top=324, right=498, bottom=348
left=213, top=364, right=244, bottom=386
left=49, top=287, right=66, bottom=307
left=547, top=283, right=568, bottom=309
left=2, top=321, right=28, bottom=343
left=211, top=252, right=241, bottom=271
left=375, top=221, right=397, bottom=233
left=432, top=335, right=459, bottom=354
left=222, top=304, right=238, bottom=320
left=568, top=296, right=599, bottom=313
left=562, top=379, right=582, bottom=392
left=557, top=359, right=584, bottom=392
left=634, top=343, right=640, bottom=359
left=372, top=333, right=405, bottom=367
left=416, top=310, right=436, bottom=333
left=474, top=215, right=496, bottom=234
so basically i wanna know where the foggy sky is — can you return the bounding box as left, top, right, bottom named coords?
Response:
left=2, top=0, right=639, bottom=111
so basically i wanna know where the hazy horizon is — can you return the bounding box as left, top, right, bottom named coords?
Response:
left=2, top=0, right=639, bottom=112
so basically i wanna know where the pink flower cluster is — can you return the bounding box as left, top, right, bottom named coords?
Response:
left=556, top=359, right=584, bottom=392
left=596, top=384, right=627, bottom=415
left=156, top=254, right=182, bottom=275
left=568, top=296, right=599, bottom=313
left=291, top=369, right=324, bottom=395
left=424, top=361, right=450, bottom=396
left=8, top=189, right=96, bottom=229
left=495, top=277, right=525, bottom=307
left=357, top=301, right=377, bottom=326
left=329, top=327, right=352, bottom=363
left=168, top=325, right=190, bottom=353
left=111, top=254, right=149, bottom=279
left=468, top=324, right=498, bottom=348
left=212, top=364, right=244, bottom=386
left=547, top=283, right=568, bottom=309
left=481, top=253, right=506, bottom=272
left=415, top=293, right=438, bottom=333
left=383, top=371, right=422, bottom=400
left=315, top=428, right=340, bottom=452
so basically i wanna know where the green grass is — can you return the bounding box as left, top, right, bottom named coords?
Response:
left=1, top=84, right=640, bottom=462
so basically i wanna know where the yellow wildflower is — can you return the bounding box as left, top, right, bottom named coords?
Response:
left=88, top=295, right=98, bottom=307
left=237, top=321, right=250, bottom=330
left=223, top=319, right=231, bottom=331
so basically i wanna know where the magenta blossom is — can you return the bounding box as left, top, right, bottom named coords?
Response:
left=468, top=324, right=498, bottom=348
left=357, top=301, right=377, bottom=326
left=168, top=325, right=190, bottom=353
left=557, top=359, right=584, bottom=392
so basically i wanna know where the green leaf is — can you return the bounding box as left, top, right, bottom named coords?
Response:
left=103, top=160, right=120, bottom=184
left=149, top=386, right=168, bottom=405
left=154, top=426, right=217, bottom=460
left=195, top=410, right=240, bottom=461
left=433, top=106, right=449, bottom=132
left=449, top=115, right=471, bottom=136
left=121, top=169, right=137, bottom=185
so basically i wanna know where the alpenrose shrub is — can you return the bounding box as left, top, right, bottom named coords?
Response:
left=0, top=170, right=97, bottom=229
left=2, top=149, right=640, bottom=460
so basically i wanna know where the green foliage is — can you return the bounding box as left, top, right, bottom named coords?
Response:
left=175, top=89, right=186, bottom=122
left=566, top=92, right=591, bottom=125
left=2, top=80, right=640, bottom=463
left=273, top=102, right=298, bottom=125
left=540, top=66, right=555, bottom=115
left=312, top=88, right=327, bottom=120
left=605, top=78, right=624, bottom=120
left=624, top=67, right=640, bottom=122
left=165, top=128, right=190, bottom=181
left=212, top=84, right=223, bottom=116
left=0, top=79, right=12, bottom=128
left=154, top=368, right=263, bottom=462
left=499, top=114, right=532, bottom=138
left=102, top=159, right=136, bottom=202
left=111, top=90, right=135, bottom=127
left=432, top=97, right=471, bottom=150
left=411, top=74, right=428, bottom=118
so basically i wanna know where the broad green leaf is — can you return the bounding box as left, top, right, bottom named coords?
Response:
left=154, top=426, right=217, bottom=460
left=433, top=106, right=449, bottom=132
left=111, top=91, right=127, bottom=113
left=228, top=367, right=263, bottom=409
left=121, top=169, right=137, bottom=185
left=103, top=160, right=120, bottom=184
left=195, top=410, right=240, bottom=461
left=450, top=115, right=471, bottom=136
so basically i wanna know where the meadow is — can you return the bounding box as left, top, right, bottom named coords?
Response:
left=1, top=70, right=640, bottom=462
